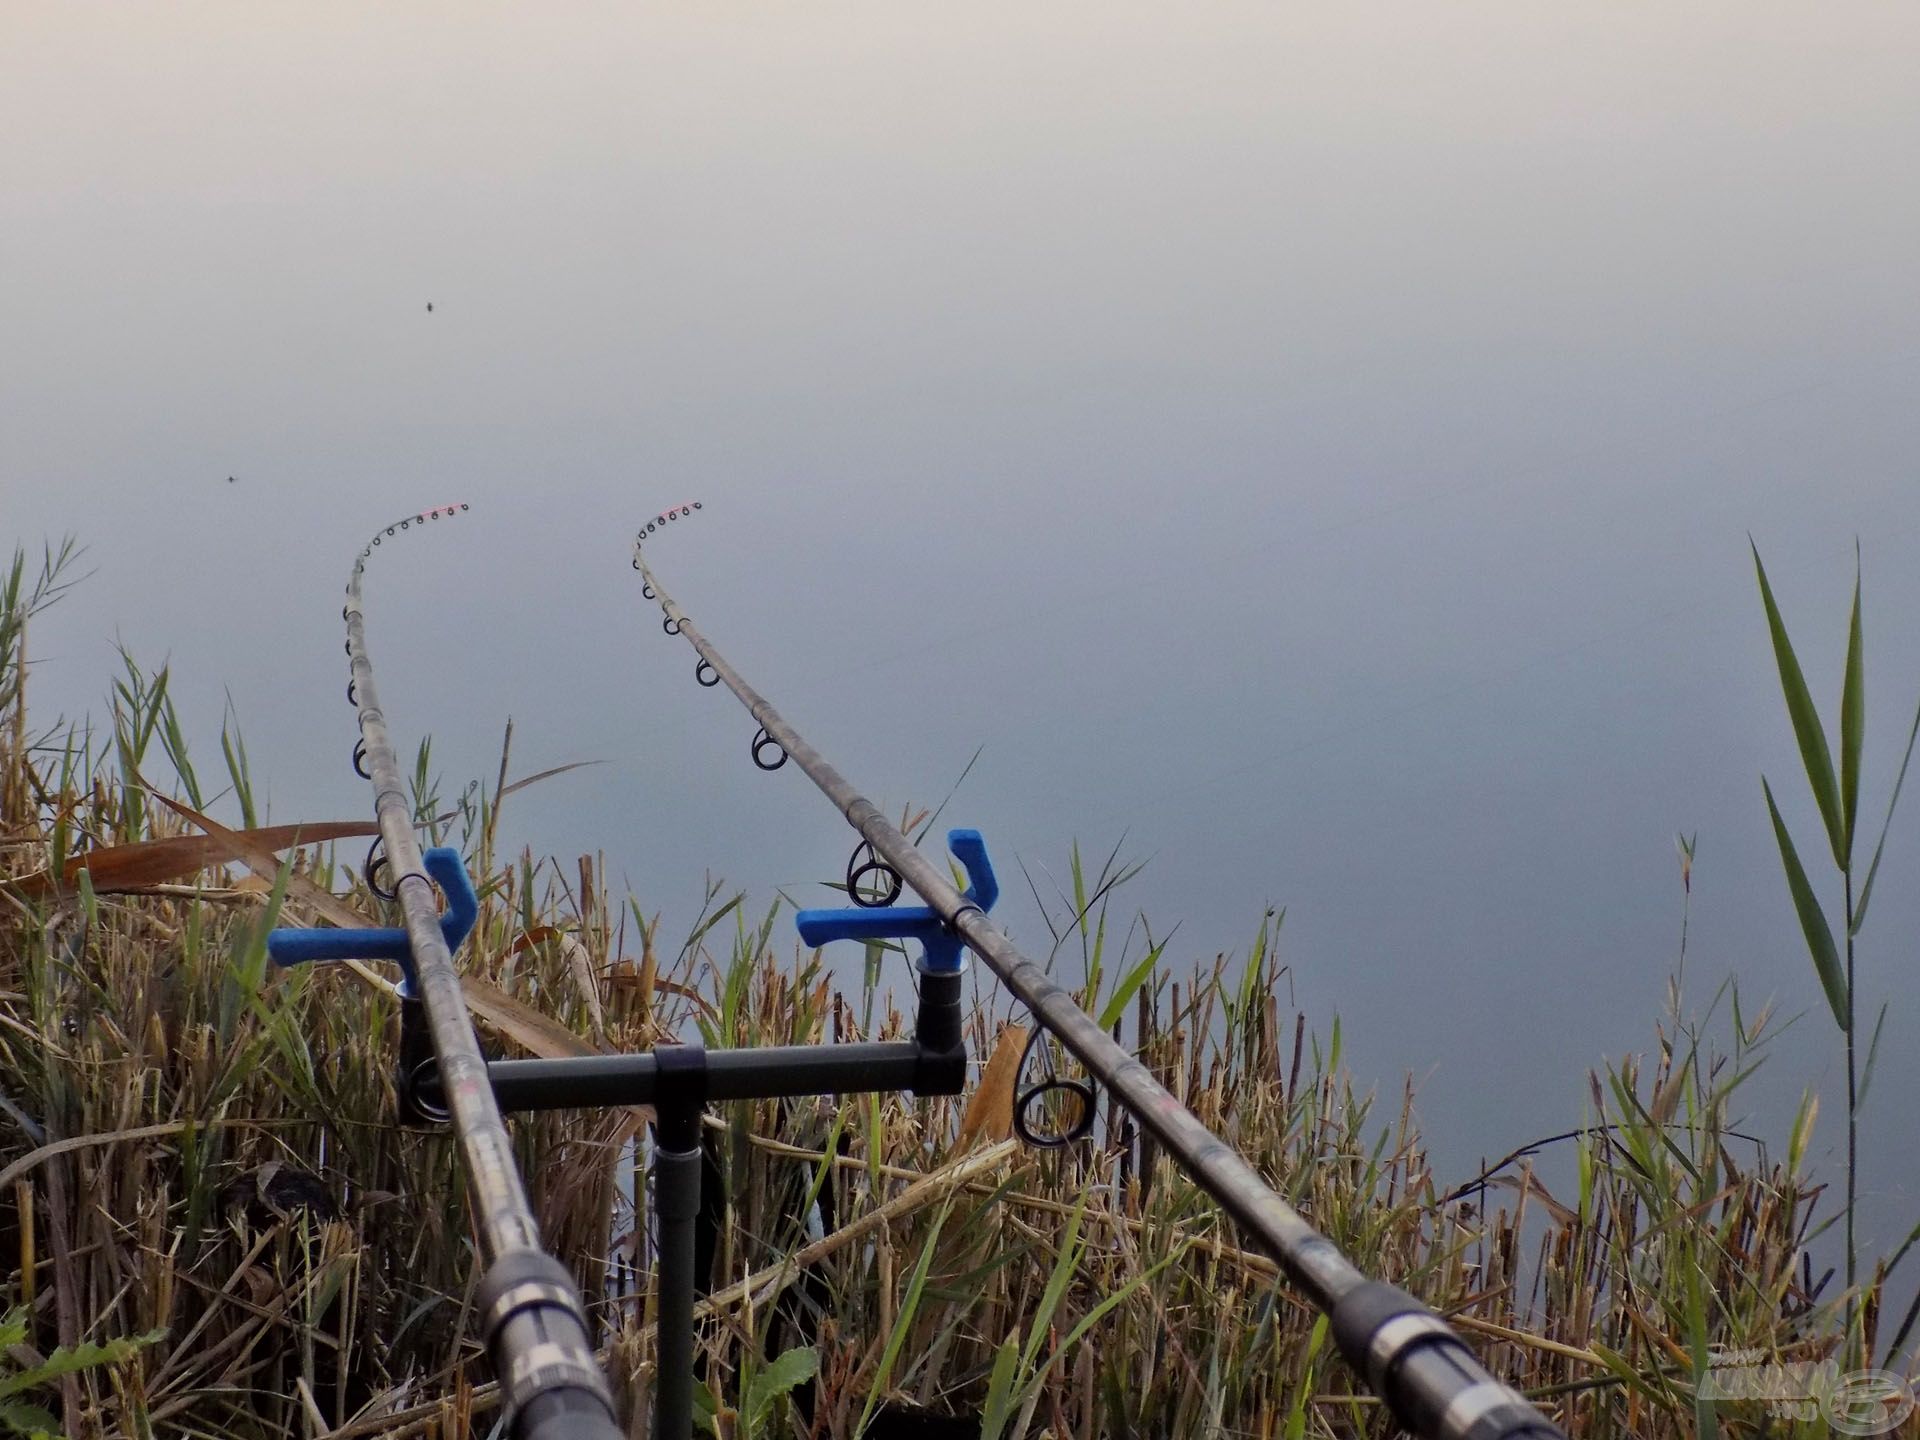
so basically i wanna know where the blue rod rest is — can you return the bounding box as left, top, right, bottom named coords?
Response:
left=795, top=829, right=997, bottom=975
left=266, top=846, right=478, bottom=994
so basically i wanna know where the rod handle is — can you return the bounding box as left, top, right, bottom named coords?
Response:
left=516, top=1389, right=625, bottom=1440
left=1331, top=1282, right=1567, bottom=1440
left=478, top=1251, right=621, bottom=1440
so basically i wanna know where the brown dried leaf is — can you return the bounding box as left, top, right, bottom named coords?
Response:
left=956, top=1023, right=1028, bottom=1151
left=6, top=820, right=376, bottom=899
left=562, top=935, right=607, bottom=1046
left=459, top=977, right=601, bottom=1061
left=151, top=795, right=375, bottom=931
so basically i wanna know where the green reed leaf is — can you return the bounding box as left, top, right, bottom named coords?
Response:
left=1764, top=777, right=1847, bottom=1031
left=1853, top=686, right=1920, bottom=936
left=1841, top=549, right=1865, bottom=858
left=1754, top=542, right=1846, bottom=868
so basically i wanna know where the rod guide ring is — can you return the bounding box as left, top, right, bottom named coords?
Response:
left=365, top=837, right=397, bottom=902
left=751, top=727, right=787, bottom=771
left=1013, top=1077, right=1098, bottom=1148
left=846, top=840, right=901, bottom=908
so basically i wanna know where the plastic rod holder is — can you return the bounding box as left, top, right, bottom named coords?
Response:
left=266, top=845, right=478, bottom=992
left=795, top=829, right=996, bottom=975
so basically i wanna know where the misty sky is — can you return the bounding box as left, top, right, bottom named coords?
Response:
left=5, top=3, right=1920, bottom=1251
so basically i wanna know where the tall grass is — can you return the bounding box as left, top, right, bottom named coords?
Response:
left=1751, top=543, right=1920, bottom=1362
left=0, top=542, right=1909, bottom=1438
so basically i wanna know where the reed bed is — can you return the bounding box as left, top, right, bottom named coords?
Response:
left=0, top=542, right=1904, bottom=1438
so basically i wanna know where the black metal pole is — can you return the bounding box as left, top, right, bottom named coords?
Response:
left=653, top=1130, right=701, bottom=1440
left=461, top=1042, right=958, bottom=1113
left=650, top=1044, right=708, bottom=1440
left=345, top=509, right=619, bottom=1440
left=634, top=524, right=1568, bottom=1440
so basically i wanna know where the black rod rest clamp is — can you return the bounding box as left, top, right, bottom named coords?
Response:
left=796, top=828, right=994, bottom=1096
left=652, top=1040, right=708, bottom=1153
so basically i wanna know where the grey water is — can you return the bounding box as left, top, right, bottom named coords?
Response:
left=6, top=3, right=1920, bottom=1269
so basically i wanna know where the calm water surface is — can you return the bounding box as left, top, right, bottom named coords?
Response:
left=5, top=3, right=1920, bottom=1256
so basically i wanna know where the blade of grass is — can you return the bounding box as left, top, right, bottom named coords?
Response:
left=1857, top=1000, right=1890, bottom=1108
left=1763, top=777, right=1847, bottom=1030
left=1753, top=541, right=1846, bottom=866
left=1851, top=687, right=1920, bottom=935
left=1840, top=545, right=1865, bottom=856
left=1096, top=941, right=1164, bottom=1032
left=854, top=1199, right=952, bottom=1438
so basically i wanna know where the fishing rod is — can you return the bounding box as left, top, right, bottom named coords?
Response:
left=268, top=506, right=621, bottom=1440
left=633, top=504, right=1568, bottom=1440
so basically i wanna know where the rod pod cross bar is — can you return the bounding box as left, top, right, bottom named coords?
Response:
left=274, top=507, right=620, bottom=1440
left=634, top=517, right=1567, bottom=1440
